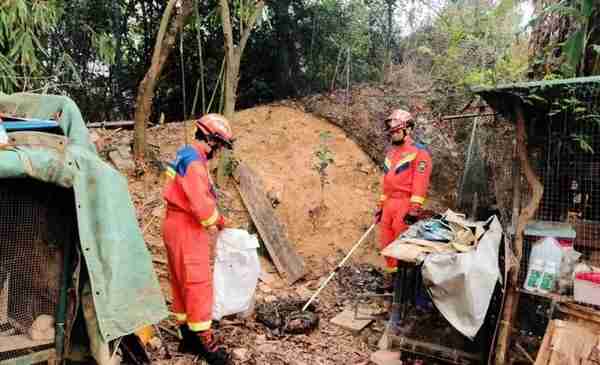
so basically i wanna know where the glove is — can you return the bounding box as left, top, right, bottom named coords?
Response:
left=404, top=205, right=422, bottom=225
left=374, top=208, right=383, bottom=224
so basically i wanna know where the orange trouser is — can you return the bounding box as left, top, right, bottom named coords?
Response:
left=163, top=208, right=213, bottom=331
left=379, top=196, right=410, bottom=272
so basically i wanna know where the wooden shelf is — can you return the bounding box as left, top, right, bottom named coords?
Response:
left=517, top=288, right=572, bottom=303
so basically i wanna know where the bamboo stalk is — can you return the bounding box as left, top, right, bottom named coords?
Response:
left=330, top=47, right=344, bottom=92
left=193, top=0, right=206, bottom=114
left=207, top=57, right=225, bottom=113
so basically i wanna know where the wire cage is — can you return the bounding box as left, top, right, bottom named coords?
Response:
left=517, top=82, right=600, bottom=295
left=0, top=178, right=77, bottom=363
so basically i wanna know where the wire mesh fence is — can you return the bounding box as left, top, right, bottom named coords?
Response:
left=455, top=112, right=515, bottom=225
left=0, top=178, right=76, bottom=361
left=518, top=82, right=600, bottom=291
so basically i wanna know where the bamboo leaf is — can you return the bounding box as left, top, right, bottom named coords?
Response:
left=563, top=30, right=585, bottom=71
left=527, top=94, right=549, bottom=105
left=582, top=0, right=593, bottom=17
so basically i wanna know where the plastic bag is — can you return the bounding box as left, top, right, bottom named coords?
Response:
left=212, top=228, right=261, bottom=320
left=558, top=247, right=582, bottom=295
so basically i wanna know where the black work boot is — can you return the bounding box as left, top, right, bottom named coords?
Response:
left=178, top=324, right=230, bottom=365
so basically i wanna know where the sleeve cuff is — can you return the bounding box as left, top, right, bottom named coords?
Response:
left=410, top=195, right=425, bottom=205
left=200, top=209, right=220, bottom=227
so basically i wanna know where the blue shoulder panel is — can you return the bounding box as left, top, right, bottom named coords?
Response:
left=413, top=141, right=430, bottom=153
left=172, top=146, right=205, bottom=176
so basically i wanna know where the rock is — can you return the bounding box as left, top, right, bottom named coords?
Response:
left=255, top=334, right=267, bottom=343
left=232, top=348, right=249, bottom=362
left=370, top=350, right=402, bottom=365
left=256, top=343, right=277, bottom=354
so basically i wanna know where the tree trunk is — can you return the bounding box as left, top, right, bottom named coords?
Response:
left=383, top=0, right=394, bottom=83
left=133, top=0, right=193, bottom=161
left=219, top=0, right=265, bottom=119
left=494, top=105, right=544, bottom=365
left=271, top=0, right=296, bottom=97
left=223, top=54, right=240, bottom=118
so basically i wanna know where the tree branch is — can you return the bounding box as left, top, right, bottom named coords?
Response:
left=133, top=0, right=193, bottom=160
left=494, top=104, right=544, bottom=365
left=239, top=1, right=265, bottom=56
left=219, top=0, right=235, bottom=63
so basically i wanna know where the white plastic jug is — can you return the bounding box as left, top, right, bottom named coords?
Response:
left=525, top=237, right=563, bottom=293
left=212, top=228, right=261, bottom=320
left=0, top=125, right=8, bottom=146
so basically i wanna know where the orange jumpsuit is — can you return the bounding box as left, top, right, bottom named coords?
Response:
left=379, top=136, right=432, bottom=272
left=162, top=143, right=223, bottom=331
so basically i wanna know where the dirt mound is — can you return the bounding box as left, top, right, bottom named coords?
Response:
left=231, top=106, right=381, bottom=268
left=301, top=87, right=460, bottom=211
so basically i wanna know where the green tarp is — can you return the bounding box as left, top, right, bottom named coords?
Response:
left=0, top=93, right=168, bottom=342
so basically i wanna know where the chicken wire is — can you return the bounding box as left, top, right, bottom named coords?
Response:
left=456, top=112, right=514, bottom=224
left=518, top=82, right=600, bottom=288
left=0, top=179, right=76, bottom=361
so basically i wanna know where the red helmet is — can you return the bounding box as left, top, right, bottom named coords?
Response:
left=385, top=109, right=414, bottom=133
left=195, top=113, right=234, bottom=149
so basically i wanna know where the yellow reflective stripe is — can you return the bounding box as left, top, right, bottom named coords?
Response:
left=200, top=209, right=219, bottom=227
left=395, top=153, right=417, bottom=169
left=188, top=320, right=212, bottom=331
left=385, top=266, right=398, bottom=273
left=410, top=196, right=425, bottom=205
left=165, top=167, right=176, bottom=179
left=384, top=157, right=392, bottom=170
left=174, top=313, right=187, bottom=322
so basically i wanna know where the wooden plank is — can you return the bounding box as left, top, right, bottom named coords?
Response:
left=234, top=162, right=305, bottom=284
left=0, top=334, right=53, bottom=352
left=86, top=120, right=135, bottom=128
left=0, top=348, right=56, bottom=365
left=534, top=320, right=556, bottom=365
left=390, top=335, right=482, bottom=364
left=330, top=309, right=373, bottom=333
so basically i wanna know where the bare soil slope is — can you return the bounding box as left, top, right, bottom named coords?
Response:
left=100, top=104, right=390, bottom=364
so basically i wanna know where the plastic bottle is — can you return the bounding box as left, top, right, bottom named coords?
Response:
left=524, top=259, right=545, bottom=292
left=539, top=261, right=558, bottom=294
left=0, top=125, right=7, bottom=147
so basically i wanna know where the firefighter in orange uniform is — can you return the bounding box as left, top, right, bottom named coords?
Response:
left=162, top=114, right=233, bottom=364
left=375, top=109, right=432, bottom=289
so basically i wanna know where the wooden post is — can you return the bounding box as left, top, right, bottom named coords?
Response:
left=511, top=140, right=521, bottom=235
left=494, top=105, right=544, bottom=365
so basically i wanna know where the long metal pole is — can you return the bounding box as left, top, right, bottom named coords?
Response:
left=302, top=223, right=376, bottom=311
left=56, top=237, right=73, bottom=362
